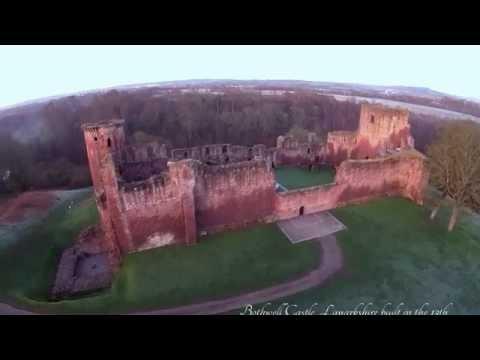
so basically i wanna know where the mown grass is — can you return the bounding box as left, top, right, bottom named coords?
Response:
left=0, top=190, right=97, bottom=302
left=242, top=197, right=480, bottom=315
left=274, top=166, right=335, bottom=190
left=0, top=192, right=319, bottom=314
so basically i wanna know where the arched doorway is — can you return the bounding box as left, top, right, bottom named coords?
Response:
left=299, top=206, right=305, bottom=216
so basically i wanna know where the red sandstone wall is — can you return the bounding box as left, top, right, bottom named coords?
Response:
left=335, top=150, right=428, bottom=205
left=194, top=161, right=276, bottom=233
left=275, top=136, right=325, bottom=167
left=326, top=104, right=414, bottom=165
left=119, top=160, right=198, bottom=251
left=274, top=183, right=348, bottom=220
left=274, top=151, right=428, bottom=220
left=120, top=175, right=186, bottom=251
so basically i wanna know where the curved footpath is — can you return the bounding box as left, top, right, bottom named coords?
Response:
left=0, top=302, right=33, bottom=315
left=133, top=235, right=343, bottom=315
left=0, top=235, right=342, bottom=315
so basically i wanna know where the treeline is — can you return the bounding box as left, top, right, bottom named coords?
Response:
left=0, top=89, right=443, bottom=193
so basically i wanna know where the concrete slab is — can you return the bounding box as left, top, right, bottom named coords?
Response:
left=277, top=211, right=346, bottom=244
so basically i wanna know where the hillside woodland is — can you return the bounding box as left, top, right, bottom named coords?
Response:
left=0, top=89, right=453, bottom=192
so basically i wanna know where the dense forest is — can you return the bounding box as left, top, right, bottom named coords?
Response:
left=0, top=89, right=446, bottom=193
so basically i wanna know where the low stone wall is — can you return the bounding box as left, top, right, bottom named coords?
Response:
left=274, top=183, right=346, bottom=220
left=51, top=226, right=116, bottom=300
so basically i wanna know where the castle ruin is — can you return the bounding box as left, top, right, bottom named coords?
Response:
left=51, top=103, right=429, bottom=299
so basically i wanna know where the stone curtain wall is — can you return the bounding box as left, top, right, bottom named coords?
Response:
left=274, top=150, right=428, bottom=221
left=274, top=183, right=347, bottom=220
left=194, top=160, right=276, bottom=233
left=119, top=160, right=197, bottom=252
left=335, top=150, right=428, bottom=205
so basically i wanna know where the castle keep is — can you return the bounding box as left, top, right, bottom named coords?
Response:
left=51, top=103, right=429, bottom=299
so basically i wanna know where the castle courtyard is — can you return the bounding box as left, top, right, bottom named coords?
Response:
left=274, top=166, right=336, bottom=190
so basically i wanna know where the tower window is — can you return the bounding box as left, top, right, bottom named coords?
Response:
left=184, top=151, right=188, bottom=158
left=205, top=147, right=210, bottom=155
left=222, top=145, right=227, bottom=154
left=370, top=115, right=375, bottom=124
left=307, top=147, right=311, bottom=154
left=107, top=138, right=112, bottom=147
left=94, top=137, right=98, bottom=141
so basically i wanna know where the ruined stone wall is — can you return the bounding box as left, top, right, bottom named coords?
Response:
left=335, top=150, right=428, bottom=205
left=115, top=142, right=169, bottom=182
left=120, top=142, right=168, bottom=162
left=274, top=150, right=428, bottom=220
left=275, top=135, right=326, bottom=167
left=326, top=104, right=415, bottom=166
left=118, top=160, right=197, bottom=252
left=326, top=131, right=357, bottom=166
left=171, top=143, right=268, bottom=165
left=274, top=183, right=348, bottom=220
left=194, top=160, right=276, bottom=233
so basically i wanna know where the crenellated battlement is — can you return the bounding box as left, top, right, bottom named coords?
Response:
left=119, top=173, right=181, bottom=211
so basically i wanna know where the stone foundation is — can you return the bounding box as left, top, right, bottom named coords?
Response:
left=50, top=226, right=119, bottom=300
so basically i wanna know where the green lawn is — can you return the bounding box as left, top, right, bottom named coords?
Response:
left=0, top=192, right=319, bottom=314
left=274, top=166, right=335, bottom=190
left=237, top=197, right=480, bottom=315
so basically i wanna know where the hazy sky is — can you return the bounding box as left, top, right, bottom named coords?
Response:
left=1, top=45, right=479, bottom=108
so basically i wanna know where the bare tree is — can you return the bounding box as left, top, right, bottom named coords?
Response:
left=427, top=120, right=480, bottom=231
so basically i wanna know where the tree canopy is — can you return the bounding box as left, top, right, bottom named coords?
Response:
left=427, top=120, right=480, bottom=230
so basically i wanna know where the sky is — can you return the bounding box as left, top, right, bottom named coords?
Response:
left=1, top=45, right=480, bottom=108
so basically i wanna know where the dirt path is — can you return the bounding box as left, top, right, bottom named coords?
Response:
left=0, top=235, right=342, bottom=315
left=0, top=191, right=56, bottom=224
left=0, top=302, right=34, bottom=315
left=132, top=234, right=342, bottom=315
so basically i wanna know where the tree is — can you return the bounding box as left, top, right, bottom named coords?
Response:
left=0, top=134, right=33, bottom=192
left=286, top=125, right=310, bottom=142
left=426, top=121, right=480, bottom=231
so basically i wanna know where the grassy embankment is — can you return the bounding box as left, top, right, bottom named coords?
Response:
left=0, top=190, right=318, bottom=314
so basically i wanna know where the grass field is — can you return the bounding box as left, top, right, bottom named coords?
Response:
left=239, top=197, right=480, bottom=315
left=0, top=191, right=319, bottom=314
left=274, top=166, right=335, bottom=190
left=3, top=172, right=480, bottom=315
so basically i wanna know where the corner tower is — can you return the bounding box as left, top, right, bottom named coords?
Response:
left=356, top=104, right=414, bottom=156
left=82, top=119, right=132, bottom=259
left=82, top=119, right=126, bottom=189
